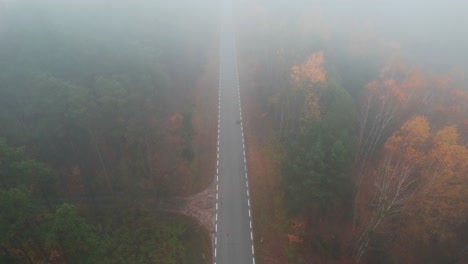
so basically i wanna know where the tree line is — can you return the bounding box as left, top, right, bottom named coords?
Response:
left=237, top=1, right=468, bottom=263
left=0, top=0, right=216, bottom=262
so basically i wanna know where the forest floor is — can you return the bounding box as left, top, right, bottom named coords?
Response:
left=239, top=58, right=290, bottom=264
left=157, top=36, right=220, bottom=264
left=190, top=38, right=220, bottom=196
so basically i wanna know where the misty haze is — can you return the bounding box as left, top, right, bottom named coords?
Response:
left=0, top=0, right=467, bottom=263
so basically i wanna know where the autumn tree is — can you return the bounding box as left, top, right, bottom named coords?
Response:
left=356, top=116, right=468, bottom=262
left=354, top=117, right=430, bottom=261
left=275, top=51, right=327, bottom=139
left=403, top=125, right=468, bottom=244
left=353, top=58, right=426, bottom=230
left=357, top=57, right=426, bottom=162
left=424, top=72, right=468, bottom=129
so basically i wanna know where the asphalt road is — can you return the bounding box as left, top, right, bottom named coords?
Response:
left=214, top=5, right=255, bottom=264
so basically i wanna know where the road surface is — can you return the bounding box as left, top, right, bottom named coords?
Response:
left=214, top=4, right=256, bottom=264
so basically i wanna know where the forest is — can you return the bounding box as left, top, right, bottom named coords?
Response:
left=1, top=0, right=468, bottom=263
left=236, top=0, right=468, bottom=263
left=0, top=0, right=217, bottom=263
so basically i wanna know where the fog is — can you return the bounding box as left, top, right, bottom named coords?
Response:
left=236, top=0, right=468, bottom=72
left=2, top=0, right=466, bottom=71
left=0, top=0, right=467, bottom=263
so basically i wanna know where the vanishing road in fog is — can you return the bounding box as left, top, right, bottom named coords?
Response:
left=214, top=3, right=256, bottom=264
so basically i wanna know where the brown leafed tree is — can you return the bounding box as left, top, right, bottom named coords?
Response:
left=424, top=72, right=468, bottom=129
left=357, top=58, right=426, bottom=162
left=404, top=125, right=468, bottom=244
left=354, top=117, right=430, bottom=261
left=353, top=58, right=426, bottom=231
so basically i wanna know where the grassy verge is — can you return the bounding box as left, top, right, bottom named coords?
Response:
left=240, top=66, right=290, bottom=263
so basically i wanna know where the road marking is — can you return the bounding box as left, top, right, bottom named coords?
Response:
left=216, top=27, right=256, bottom=264
left=233, top=37, right=257, bottom=262
left=215, top=57, right=221, bottom=264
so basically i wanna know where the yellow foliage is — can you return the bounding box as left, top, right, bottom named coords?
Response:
left=290, top=51, right=326, bottom=86
left=290, top=51, right=327, bottom=121
left=433, top=125, right=459, bottom=146
left=389, top=122, right=468, bottom=244
left=384, top=116, right=430, bottom=164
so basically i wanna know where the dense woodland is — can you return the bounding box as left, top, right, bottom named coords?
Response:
left=2, top=0, right=468, bottom=263
left=0, top=0, right=216, bottom=263
left=237, top=0, right=468, bottom=263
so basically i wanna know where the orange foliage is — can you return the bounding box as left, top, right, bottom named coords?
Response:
left=384, top=116, right=430, bottom=165
left=290, top=51, right=326, bottom=120
left=358, top=59, right=426, bottom=161
left=368, top=58, right=425, bottom=110
left=291, top=51, right=326, bottom=85
left=291, top=218, right=306, bottom=230
left=426, top=72, right=468, bottom=127
left=370, top=115, right=468, bottom=245
left=287, top=234, right=303, bottom=244
left=287, top=218, right=306, bottom=245
left=384, top=119, right=468, bottom=244
left=433, top=125, right=459, bottom=147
